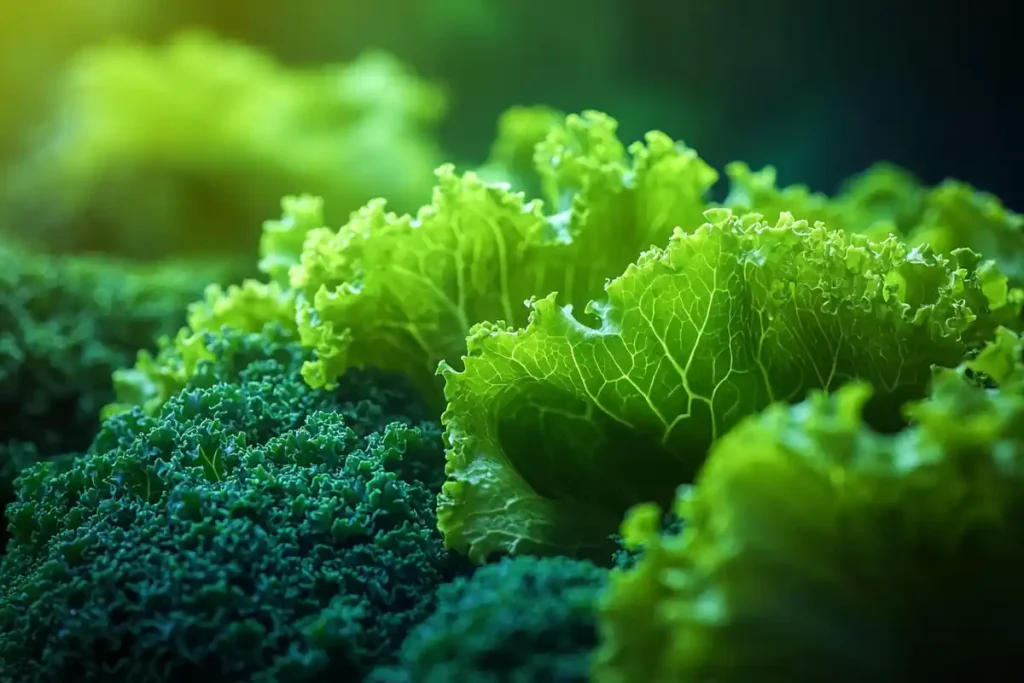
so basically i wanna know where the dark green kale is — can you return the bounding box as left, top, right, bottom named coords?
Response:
left=0, top=240, right=226, bottom=550
left=0, top=244, right=193, bottom=453
left=0, top=325, right=465, bottom=683
left=370, top=555, right=608, bottom=683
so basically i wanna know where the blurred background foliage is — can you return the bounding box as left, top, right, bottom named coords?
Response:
left=0, top=0, right=1018, bottom=265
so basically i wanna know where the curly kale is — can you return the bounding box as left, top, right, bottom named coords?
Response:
left=371, top=555, right=608, bottom=683
left=0, top=325, right=465, bottom=682
left=0, top=240, right=225, bottom=547
left=0, top=243, right=217, bottom=454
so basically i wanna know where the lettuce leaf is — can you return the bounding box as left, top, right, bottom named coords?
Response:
left=594, top=328, right=1024, bottom=683
left=289, top=110, right=718, bottom=398
left=438, top=208, right=1012, bottom=562
left=725, top=162, right=1024, bottom=287
left=907, top=180, right=1024, bottom=285
left=723, top=161, right=925, bottom=241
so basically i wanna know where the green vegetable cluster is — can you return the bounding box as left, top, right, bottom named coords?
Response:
left=0, top=325, right=466, bottom=682
left=0, top=240, right=224, bottom=548
left=111, top=109, right=1023, bottom=558
left=370, top=555, right=608, bottom=683
left=2, top=105, right=1022, bottom=682
left=595, top=327, right=1024, bottom=682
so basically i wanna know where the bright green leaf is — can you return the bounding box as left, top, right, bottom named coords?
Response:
left=438, top=209, right=1010, bottom=562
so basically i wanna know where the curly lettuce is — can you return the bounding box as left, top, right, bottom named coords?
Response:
left=909, top=180, right=1024, bottom=285
left=286, top=110, right=717, bottom=399
left=594, top=328, right=1024, bottom=683
left=725, top=161, right=1024, bottom=286
left=437, top=208, right=1013, bottom=561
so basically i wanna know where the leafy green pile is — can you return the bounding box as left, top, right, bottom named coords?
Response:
left=725, top=161, right=1024, bottom=285
left=109, top=110, right=720, bottom=407
left=3, top=106, right=1022, bottom=682
left=370, top=555, right=607, bottom=683
left=111, top=108, right=1022, bottom=560
left=0, top=325, right=465, bottom=682
left=439, top=208, right=1011, bottom=560
left=0, top=238, right=226, bottom=549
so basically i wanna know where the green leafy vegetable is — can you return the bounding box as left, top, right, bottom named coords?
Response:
left=725, top=161, right=1024, bottom=286
left=290, top=110, right=717, bottom=397
left=909, top=180, right=1024, bottom=285
left=437, top=208, right=1012, bottom=562
left=370, top=555, right=607, bottom=683
left=0, top=325, right=463, bottom=682
left=0, top=238, right=223, bottom=549
left=594, top=328, right=1024, bottom=683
